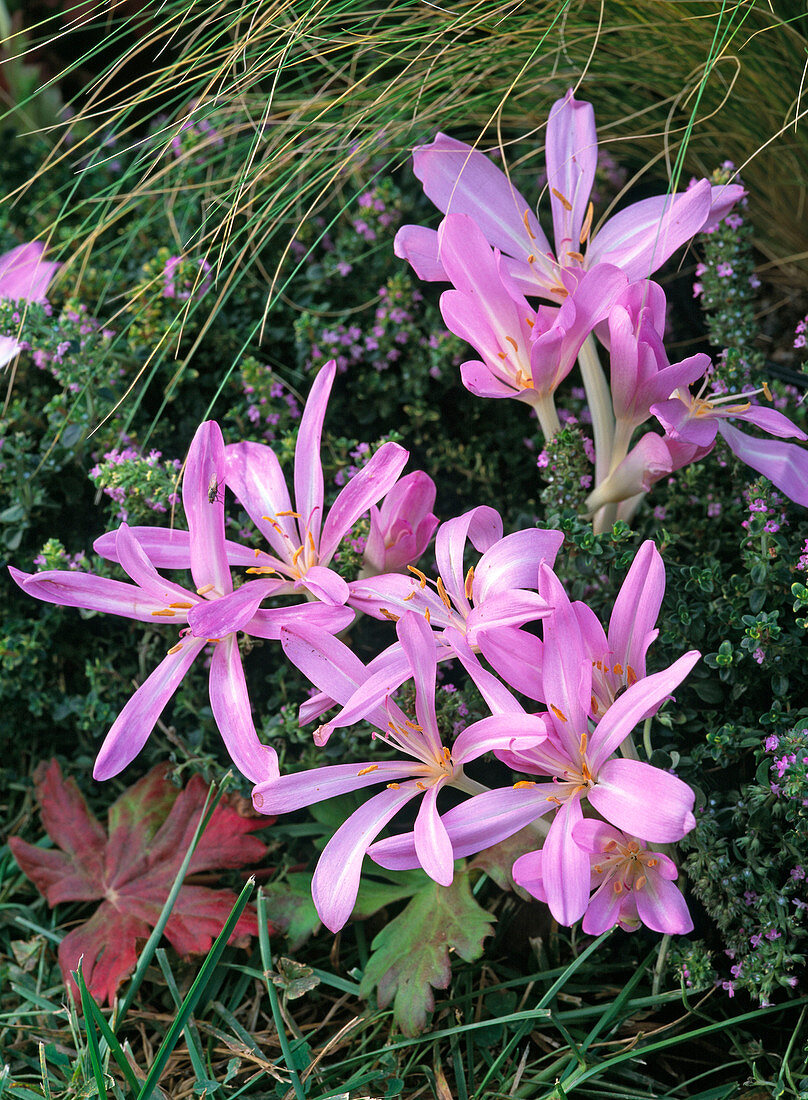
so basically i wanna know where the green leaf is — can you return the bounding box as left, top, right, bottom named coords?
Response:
left=359, top=871, right=494, bottom=1036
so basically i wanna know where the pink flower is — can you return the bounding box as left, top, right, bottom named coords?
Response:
left=252, top=612, right=547, bottom=931
left=395, top=91, right=744, bottom=303
left=651, top=385, right=808, bottom=507
left=362, top=471, right=438, bottom=575
left=0, top=242, right=60, bottom=368
left=11, top=423, right=351, bottom=783
left=370, top=563, right=699, bottom=926
left=435, top=214, right=628, bottom=415
left=186, top=360, right=410, bottom=640
left=513, top=820, right=694, bottom=935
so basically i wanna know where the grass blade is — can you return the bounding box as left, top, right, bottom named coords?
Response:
left=135, top=876, right=255, bottom=1100
left=256, top=887, right=307, bottom=1100
left=75, top=961, right=109, bottom=1100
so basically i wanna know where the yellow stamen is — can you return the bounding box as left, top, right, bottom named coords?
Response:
left=506, top=336, right=519, bottom=351
left=308, top=531, right=316, bottom=553
left=246, top=566, right=277, bottom=575
left=436, top=577, right=452, bottom=609
left=407, top=565, right=428, bottom=588
left=196, top=584, right=215, bottom=595
left=381, top=608, right=400, bottom=622
left=527, top=253, right=536, bottom=264
left=514, top=780, right=536, bottom=789
left=275, top=510, right=301, bottom=518
left=424, top=608, right=431, bottom=624
left=358, top=765, right=379, bottom=776
left=497, top=351, right=508, bottom=360
left=523, top=209, right=536, bottom=239
left=613, top=662, right=624, bottom=676
left=167, top=642, right=184, bottom=655
left=464, top=566, right=475, bottom=600
left=613, top=880, right=624, bottom=895
left=403, top=591, right=416, bottom=601
left=546, top=794, right=563, bottom=806
left=387, top=782, right=400, bottom=790
left=648, top=858, right=658, bottom=867
left=566, top=250, right=585, bottom=263
left=580, top=201, right=594, bottom=244
left=762, top=380, right=773, bottom=401
left=626, top=665, right=637, bottom=686
left=551, top=187, right=573, bottom=211
left=169, top=601, right=193, bottom=609
left=416, top=782, right=426, bottom=791
left=253, top=792, right=264, bottom=809
left=292, top=545, right=305, bottom=566
left=635, top=874, right=647, bottom=891
left=152, top=608, right=176, bottom=616
left=526, top=316, right=534, bottom=328
left=550, top=703, right=567, bottom=723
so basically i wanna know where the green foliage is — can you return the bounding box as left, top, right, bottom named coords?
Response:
left=360, top=870, right=494, bottom=1036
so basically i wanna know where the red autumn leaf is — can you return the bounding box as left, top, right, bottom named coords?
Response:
left=9, top=760, right=273, bottom=1005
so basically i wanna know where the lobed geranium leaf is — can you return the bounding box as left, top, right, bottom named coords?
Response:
left=9, top=759, right=272, bottom=1006
left=359, top=870, right=494, bottom=1036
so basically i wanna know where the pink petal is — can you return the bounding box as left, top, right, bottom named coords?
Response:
left=0, top=242, right=59, bottom=301
left=252, top=760, right=415, bottom=814
left=298, top=564, right=349, bottom=605
left=459, top=358, right=521, bottom=401
left=467, top=589, right=551, bottom=639
left=581, top=877, right=625, bottom=935
left=477, top=627, right=544, bottom=701
left=452, top=713, right=549, bottom=764
left=394, top=224, right=448, bottom=282
left=0, top=335, right=22, bottom=367
left=607, top=540, right=664, bottom=678
left=93, top=638, right=206, bottom=779
left=589, top=757, right=696, bottom=842
left=246, top=601, right=354, bottom=640
left=319, top=442, right=409, bottom=563
left=545, top=91, right=597, bottom=257
left=114, top=524, right=196, bottom=603
left=510, top=850, right=547, bottom=902
left=474, top=528, right=563, bottom=600
left=312, top=784, right=421, bottom=931
left=209, top=635, right=278, bottom=783
left=94, top=526, right=258, bottom=569
left=587, top=181, right=712, bottom=280
left=412, top=133, right=550, bottom=261
left=225, top=440, right=297, bottom=560
left=294, top=361, right=335, bottom=547
left=589, top=650, right=700, bottom=769
left=183, top=421, right=230, bottom=594
left=369, top=783, right=555, bottom=868
left=12, top=565, right=173, bottom=623
left=718, top=421, right=808, bottom=506
left=538, top=563, right=590, bottom=755
left=414, top=784, right=454, bottom=886
left=396, top=611, right=441, bottom=754
left=634, top=871, right=694, bottom=934
left=435, top=505, right=502, bottom=611
left=531, top=795, right=589, bottom=925
left=187, top=577, right=284, bottom=638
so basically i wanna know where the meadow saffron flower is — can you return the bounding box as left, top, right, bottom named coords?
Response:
left=395, top=90, right=743, bottom=303
left=513, top=820, right=694, bottom=935
left=187, top=359, right=410, bottom=641
left=12, top=422, right=351, bottom=782
left=370, top=564, right=699, bottom=925
left=0, top=241, right=60, bottom=367
left=651, top=382, right=808, bottom=507
left=434, top=213, right=627, bottom=430
left=361, top=470, right=438, bottom=576
left=253, top=612, right=547, bottom=931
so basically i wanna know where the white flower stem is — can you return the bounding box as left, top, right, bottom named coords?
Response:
left=578, top=335, right=615, bottom=488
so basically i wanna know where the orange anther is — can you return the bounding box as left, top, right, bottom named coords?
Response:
left=523, top=209, right=537, bottom=239
left=580, top=201, right=594, bottom=244
left=550, top=704, right=568, bottom=723
left=513, top=780, right=536, bottom=789
left=167, top=642, right=184, bottom=654
left=357, top=765, right=379, bottom=776
left=196, top=584, right=215, bottom=595
left=551, top=187, right=573, bottom=211
left=436, top=577, right=452, bottom=609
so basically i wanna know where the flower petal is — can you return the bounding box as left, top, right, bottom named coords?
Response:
left=414, top=784, right=454, bottom=886
left=589, top=757, right=696, bottom=842
left=312, top=783, right=421, bottom=931
left=294, top=361, right=335, bottom=547
left=12, top=565, right=171, bottom=623
left=718, top=421, right=808, bottom=507
left=209, top=635, right=278, bottom=783
left=93, top=638, right=206, bottom=780
left=545, top=90, right=597, bottom=258
left=318, top=442, right=410, bottom=564
left=184, top=421, right=230, bottom=594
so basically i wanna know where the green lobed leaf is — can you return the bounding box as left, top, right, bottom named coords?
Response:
left=359, top=870, right=494, bottom=1036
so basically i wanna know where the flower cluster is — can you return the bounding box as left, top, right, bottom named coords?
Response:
left=393, top=91, right=808, bottom=531
left=16, top=362, right=698, bottom=943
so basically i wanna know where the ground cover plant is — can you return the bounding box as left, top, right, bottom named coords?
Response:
left=3, top=1, right=808, bottom=1097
